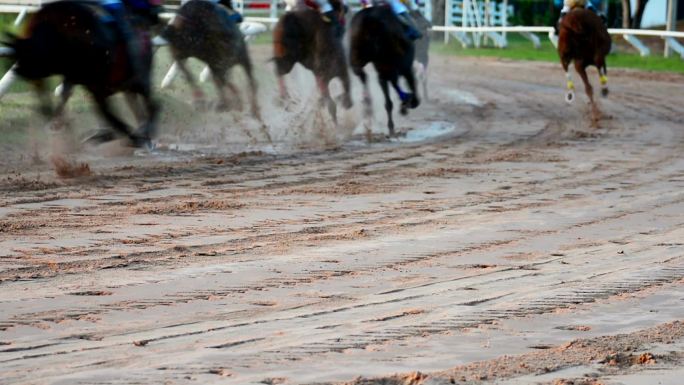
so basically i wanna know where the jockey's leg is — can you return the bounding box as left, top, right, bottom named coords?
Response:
left=314, top=0, right=342, bottom=37
left=586, top=3, right=608, bottom=25
left=213, top=0, right=244, bottom=25
left=389, top=0, right=422, bottom=40
left=103, top=2, right=144, bottom=83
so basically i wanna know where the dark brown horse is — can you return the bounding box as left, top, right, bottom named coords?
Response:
left=350, top=4, right=419, bottom=139
left=558, top=7, right=611, bottom=121
left=5, top=1, right=161, bottom=147
left=272, top=0, right=352, bottom=124
left=162, top=0, right=261, bottom=120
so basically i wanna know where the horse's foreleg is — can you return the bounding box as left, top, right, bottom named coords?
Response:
left=562, top=60, right=575, bottom=103
left=379, top=77, right=394, bottom=137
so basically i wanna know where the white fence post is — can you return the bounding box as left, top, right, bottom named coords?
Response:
left=0, top=64, right=18, bottom=100
left=623, top=34, right=651, bottom=57
left=424, top=0, right=432, bottom=22
left=14, top=7, right=27, bottom=26
left=269, top=0, right=278, bottom=22
left=664, top=0, right=678, bottom=58
left=444, top=0, right=451, bottom=44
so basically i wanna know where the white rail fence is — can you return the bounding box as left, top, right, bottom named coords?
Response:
left=0, top=0, right=683, bottom=97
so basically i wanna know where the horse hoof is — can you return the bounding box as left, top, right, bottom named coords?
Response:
left=216, top=103, right=231, bottom=112
left=565, top=91, right=575, bottom=104
left=601, top=88, right=609, bottom=98
left=400, top=105, right=408, bottom=116
left=340, top=94, right=353, bottom=110
left=410, top=97, right=420, bottom=109
left=129, top=135, right=152, bottom=149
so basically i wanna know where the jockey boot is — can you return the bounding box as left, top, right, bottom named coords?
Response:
left=396, top=12, right=422, bottom=40
left=217, top=4, right=243, bottom=28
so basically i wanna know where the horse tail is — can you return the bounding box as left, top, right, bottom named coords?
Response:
left=10, top=17, right=60, bottom=79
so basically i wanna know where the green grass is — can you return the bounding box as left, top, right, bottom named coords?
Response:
left=433, top=34, right=684, bottom=74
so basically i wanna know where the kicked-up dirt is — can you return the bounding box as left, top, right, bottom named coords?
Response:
left=0, top=50, right=683, bottom=385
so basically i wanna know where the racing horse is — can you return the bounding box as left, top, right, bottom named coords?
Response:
left=4, top=0, right=162, bottom=147
left=558, top=7, right=611, bottom=122
left=272, top=0, right=352, bottom=125
left=350, top=4, right=420, bottom=139
left=162, top=0, right=262, bottom=121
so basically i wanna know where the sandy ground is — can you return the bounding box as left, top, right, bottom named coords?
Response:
left=1, top=47, right=683, bottom=385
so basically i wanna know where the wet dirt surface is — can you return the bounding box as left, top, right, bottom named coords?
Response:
left=1, top=49, right=683, bottom=384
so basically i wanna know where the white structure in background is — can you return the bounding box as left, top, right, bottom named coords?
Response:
left=444, top=0, right=512, bottom=48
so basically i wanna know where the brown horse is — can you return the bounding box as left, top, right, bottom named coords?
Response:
left=272, top=0, right=352, bottom=124
left=5, top=1, right=161, bottom=147
left=162, top=0, right=261, bottom=119
left=350, top=4, right=419, bottom=139
left=558, top=7, right=611, bottom=121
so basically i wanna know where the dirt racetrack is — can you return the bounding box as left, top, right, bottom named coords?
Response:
left=1, top=49, right=684, bottom=385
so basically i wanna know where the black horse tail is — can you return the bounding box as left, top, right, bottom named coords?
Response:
left=9, top=24, right=60, bottom=79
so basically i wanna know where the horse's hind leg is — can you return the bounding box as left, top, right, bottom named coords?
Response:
left=353, top=67, right=373, bottom=142
left=379, top=77, right=395, bottom=136
left=315, top=75, right=337, bottom=126
left=596, top=58, right=608, bottom=98
left=402, top=67, right=420, bottom=110
left=125, top=92, right=147, bottom=125
left=176, top=59, right=206, bottom=107
left=575, top=61, right=599, bottom=125
left=241, top=53, right=262, bottom=121
left=89, top=93, right=140, bottom=146
left=562, top=59, right=575, bottom=103
left=210, top=68, right=237, bottom=112
left=338, top=65, right=353, bottom=110
left=140, top=90, right=159, bottom=144
left=33, top=79, right=53, bottom=119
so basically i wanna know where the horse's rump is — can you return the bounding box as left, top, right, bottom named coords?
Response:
left=350, top=5, right=412, bottom=68
left=163, top=0, right=243, bottom=62
left=560, top=9, right=610, bottom=46
left=14, top=1, right=149, bottom=89
left=273, top=12, right=307, bottom=60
